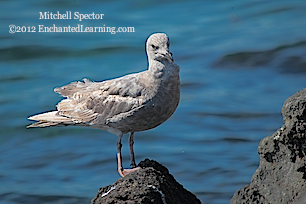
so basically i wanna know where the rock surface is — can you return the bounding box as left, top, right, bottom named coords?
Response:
left=231, top=88, right=306, bottom=204
left=91, top=159, right=201, bottom=204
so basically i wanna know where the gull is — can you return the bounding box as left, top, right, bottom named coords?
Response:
left=27, top=33, right=180, bottom=177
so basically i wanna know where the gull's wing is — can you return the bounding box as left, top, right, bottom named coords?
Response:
left=53, top=73, right=149, bottom=125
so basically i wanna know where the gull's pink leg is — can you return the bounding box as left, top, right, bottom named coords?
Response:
left=116, top=133, right=141, bottom=177
left=129, top=132, right=137, bottom=168
left=126, top=132, right=141, bottom=173
left=116, top=133, right=124, bottom=177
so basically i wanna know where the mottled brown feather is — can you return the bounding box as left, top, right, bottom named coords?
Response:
left=28, top=33, right=180, bottom=136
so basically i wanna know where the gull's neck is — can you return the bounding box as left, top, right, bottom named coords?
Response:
left=148, top=60, right=166, bottom=78
left=148, top=59, right=179, bottom=79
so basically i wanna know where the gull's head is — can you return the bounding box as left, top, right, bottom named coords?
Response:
left=146, top=33, right=173, bottom=63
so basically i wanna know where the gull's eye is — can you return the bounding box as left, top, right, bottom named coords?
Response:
left=167, top=41, right=170, bottom=47
left=151, top=44, right=159, bottom=50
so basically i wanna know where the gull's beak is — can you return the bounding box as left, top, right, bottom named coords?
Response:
left=163, top=51, right=173, bottom=63
left=169, top=52, right=173, bottom=62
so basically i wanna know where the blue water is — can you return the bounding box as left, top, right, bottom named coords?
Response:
left=1, top=1, right=306, bottom=203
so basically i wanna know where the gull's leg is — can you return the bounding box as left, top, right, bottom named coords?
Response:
left=129, top=132, right=137, bottom=168
left=116, top=133, right=124, bottom=177
left=126, top=132, right=141, bottom=173
left=116, top=132, right=141, bottom=177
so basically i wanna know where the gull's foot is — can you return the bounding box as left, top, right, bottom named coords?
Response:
left=118, top=167, right=141, bottom=177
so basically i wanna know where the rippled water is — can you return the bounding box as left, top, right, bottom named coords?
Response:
left=1, top=1, right=306, bottom=203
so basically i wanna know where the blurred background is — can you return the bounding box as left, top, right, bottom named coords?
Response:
left=1, top=0, right=306, bottom=203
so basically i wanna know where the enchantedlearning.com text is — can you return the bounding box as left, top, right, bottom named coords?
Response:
left=9, top=24, right=135, bottom=34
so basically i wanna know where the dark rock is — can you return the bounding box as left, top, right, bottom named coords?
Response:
left=231, top=88, right=306, bottom=204
left=91, top=159, right=201, bottom=204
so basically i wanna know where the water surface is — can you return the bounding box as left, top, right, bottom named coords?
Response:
left=1, top=1, right=306, bottom=203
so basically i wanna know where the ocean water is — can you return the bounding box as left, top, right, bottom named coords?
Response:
left=1, top=0, right=306, bottom=203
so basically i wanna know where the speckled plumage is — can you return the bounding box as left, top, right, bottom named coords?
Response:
left=28, top=33, right=180, bottom=176
left=28, top=33, right=180, bottom=135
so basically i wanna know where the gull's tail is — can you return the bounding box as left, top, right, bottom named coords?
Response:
left=27, top=111, right=73, bottom=128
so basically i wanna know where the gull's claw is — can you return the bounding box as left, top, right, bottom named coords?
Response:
left=118, top=167, right=142, bottom=177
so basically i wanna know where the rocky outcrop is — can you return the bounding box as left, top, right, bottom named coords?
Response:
left=91, top=159, right=201, bottom=204
left=231, top=88, right=306, bottom=204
